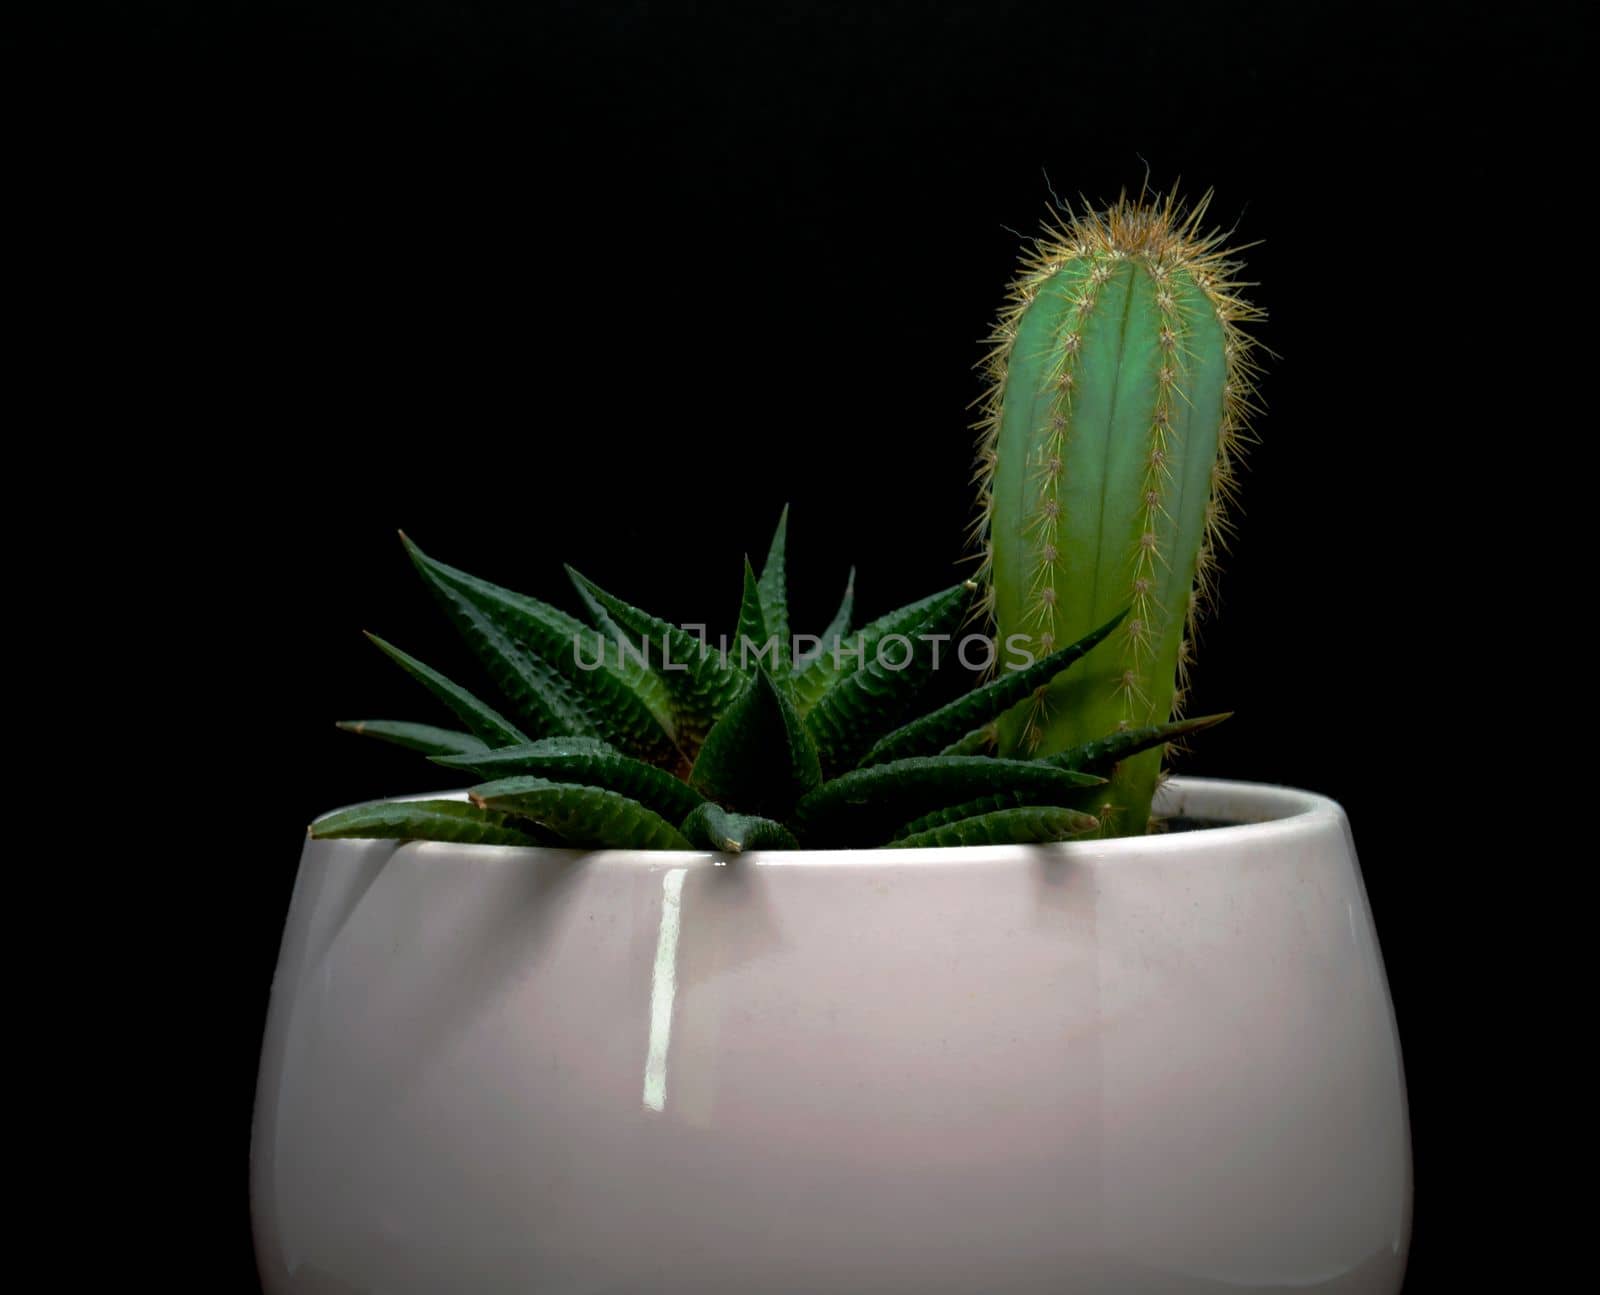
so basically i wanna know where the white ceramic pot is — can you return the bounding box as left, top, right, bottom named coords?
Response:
left=252, top=777, right=1411, bottom=1294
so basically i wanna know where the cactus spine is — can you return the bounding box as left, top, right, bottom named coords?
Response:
left=975, top=190, right=1261, bottom=833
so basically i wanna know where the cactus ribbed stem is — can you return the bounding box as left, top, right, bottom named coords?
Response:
left=975, top=190, right=1261, bottom=833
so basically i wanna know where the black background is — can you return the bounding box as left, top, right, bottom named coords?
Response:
left=28, top=1, right=1569, bottom=1289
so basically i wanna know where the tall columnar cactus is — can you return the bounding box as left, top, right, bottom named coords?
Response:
left=974, top=190, right=1262, bottom=834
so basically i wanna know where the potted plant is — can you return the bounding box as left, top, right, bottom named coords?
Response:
left=253, top=192, right=1411, bottom=1294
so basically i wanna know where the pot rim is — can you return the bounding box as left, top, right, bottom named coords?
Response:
left=318, top=776, right=1346, bottom=865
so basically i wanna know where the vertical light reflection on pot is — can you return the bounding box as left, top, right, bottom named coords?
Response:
left=642, top=867, right=688, bottom=1112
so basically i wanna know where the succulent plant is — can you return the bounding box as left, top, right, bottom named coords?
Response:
left=312, top=512, right=1227, bottom=852
left=972, top=188, right=1261, bottom=833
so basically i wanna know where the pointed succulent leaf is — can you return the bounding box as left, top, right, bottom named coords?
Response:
left=939, top=722, right=997, bottom=757
left=471, top=776, right=692, bottom=850
left=402, top=535, right=599, bottom=739
left=434, top=738, right=704, bottom=824
left=680, top=802, right=800, bottom=853
left=310, top=798, right=547, bottom=846
left=689, top=665, right=822, bottom=818
left=565, top=570, right=681, bottom=739
left=884, top=805, right=1100, bottom=849
left=755, top=506, right=791, bottom=679
left=796, top=565, right=855, bottom=675
left=1038, top=713, right=1232, bottom=772
left=734, top=556, right=786, bottom=678
left=402, top=535, right=677, bottom=763
left=571, top=573, right=628, bottom=639
left=792, top=755, right=1104, bottom=846
left=792, top=582, right=959, bottom=715
left=364, top=633, right=529, bottom=747
left=802, top=583, right=971, bottom=773
left=335, top=720, right=490, bottom=758
left=891, top=791, right=1100, bottom=841
left=566, top=566, right=746, bottom=747
left=857, top=610, right=1128, bottom=766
